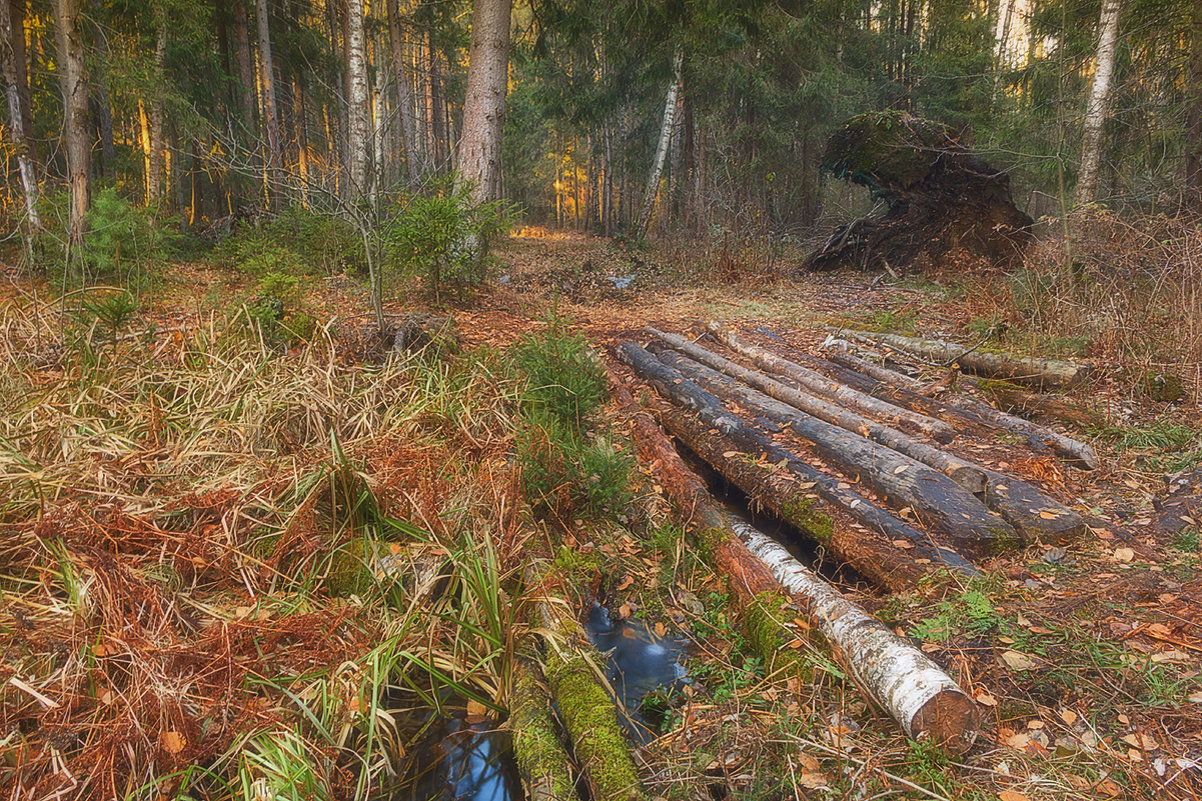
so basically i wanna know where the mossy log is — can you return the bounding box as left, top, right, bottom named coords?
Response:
left=653, top=348, right=1019, bottom=558
left=735, top=522, right=980, bottom=754
left=704, top=321, right=954, bottom=442
left=973, top=379, right=1103, bottom=429
left=648, top=328, right=986, bottom=493
left=616, top=342, right=979, bottom=586
left=823, top=348, right=1098, bottom=470
left=834, top=327, right=1088, bottom=390
left=802, top=111, right=1033, bottom=273
left=511, top=654, right=583, bottom=801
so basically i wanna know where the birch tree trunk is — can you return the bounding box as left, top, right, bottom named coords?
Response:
left=456, top=0, right=513, bottom=205
left=1, top=0, right=40, bottom=257
left=387, top=0, right=422, bottom=186
left=54, top=0, right=90, bottom=252
left=345, top=0, right=370, bottom=201
left=148, top=11, right=167, bottom=203
left=634, top=49, right=682, bottom=240
left=255, top=0, right=282, bottom=209
left=1073, top=0, right=1122, bottom=207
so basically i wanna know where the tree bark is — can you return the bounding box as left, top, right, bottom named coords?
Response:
left=1073, top=0, right=1122, bottom=207
left=654, top=348, right=1020, bottom=557
left=511, top=654, right=582, bottom=801
left=634, top=49, right=682, bottom=240
left=649, top=328, right=986, bottom=491
left=821, top=348, right=1099, bottom=470
left=1, top=0, right=40, bottom=256
left=233, top=0, right=257, bottom=132
left=387, top=0, right=422, bottom=187
left=148, top=10, right=167, bottom=203
left=737, top=524, right=980, bottom=753
left=1188, top=0, right=1202, bottom=211
left=705, top=322, right=955, bottom=440
left=831, top=327, right=1089, bottom=390
left=345, top=0, right=370, bottom=200
left=255, top=0, right=282, bottom=209
left=617, top=342, right=979, bottom=586
left=54, top=0, right=90, bottom=252
left=456, top=0, right=512, bottom=205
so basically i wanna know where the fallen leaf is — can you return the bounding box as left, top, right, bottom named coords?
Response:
left=999, top=650, right=1039, bottom=671
left=999, top=790, right=1030, bottom=801
left=466, top=699, right=489, bottom=724
left=723, top=451, right=739, bottom=458
left=891, top=539, right=914, bottom=549
left=893, top=465, right=908, bottom=474
left=1038, top=510, right=1058, bottom=519
left=1113, top=547, right=1135, bottom=562
left=654, top=621, right=666, bottom=637
left=161, top=731, right=186, bottom=755
left=1005, top=732, right=1031, bottom=749
left=1188, top=690, right=1202, bottom=703
left=975, top=692, right=998, bottom=707
left=796, top=753, right=821, bottom=771
left=797, top=772, right=828, bottom=789
left=1121, top=733, right=1158, bottom=750
left=619, top=603, right=632, bottom=618
left=1027, top=719, right=1045, bottom=730
left=617, top=575, right=635, bottom=591
left=1060, top=708, right=1078, bottom=726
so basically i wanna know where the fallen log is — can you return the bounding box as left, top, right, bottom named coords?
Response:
left=823, top=348, right=1099, bottom=470
left=831, top=328, right=1088, bottom=390
left=653, top=348, right=1019, bottom=557
left=973, top=379, right=1103, bottom=430
left=511, top=654, right=583, bottom=801
left=736, top=521, right=980, bottom=754
left=648, top=328, right=986, bottom=493
left=704, top=322, right=955, bottom=442
left=615, top=342, right=979, bottom=585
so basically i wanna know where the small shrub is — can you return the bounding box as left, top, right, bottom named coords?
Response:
left=511, top=311, right=609, bottom=431
left=516, top=415, right=633, bottom=522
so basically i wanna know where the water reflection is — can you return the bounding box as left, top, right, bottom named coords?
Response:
left=390, top=714, right=521, bottom=801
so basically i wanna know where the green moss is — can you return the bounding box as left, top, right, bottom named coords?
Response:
left=742, top=591, right=813, bottom=681
left=512, top=658, right=579, bottom=801
left=692, top=525, right=728, bottom=562
left=1141, top=371, right=1186, bottom=403
left=780, top=495, right=834, bottom=544
left=546, top=654, right=647, bottom=801
left=325, top=537, right=373, bottom=596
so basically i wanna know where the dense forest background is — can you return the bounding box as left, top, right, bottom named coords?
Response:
left=3, top=0, right=1201, bottom=266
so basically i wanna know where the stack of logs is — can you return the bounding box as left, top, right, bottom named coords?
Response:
left=611, top=321, right=1097, bottom=755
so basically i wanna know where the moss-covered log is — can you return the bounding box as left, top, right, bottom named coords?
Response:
left=974, top=379, right=1102, bottom=429
left=511, top=655, right=583, bottom=801
left=803, top=111, right=1033, bottom=273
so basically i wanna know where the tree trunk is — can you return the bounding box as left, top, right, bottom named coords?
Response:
left=255, top=0, right=282, bottom=209
left=634, top=49, right=682, bottom=240
left=91, top=0, right=115, bottom=181
left=648, top=329, right=987, bottom=492
left=706, top=322, right=955, bottom=440
left=738, top=524, right=980, bottom=753
left=821, top=348, right=1099, bottom=469
left=831, top=327, right=1089, bottom=390
left=345, top=0, right=370, bottom=200
left=654, top=348, right=1021, bottom=557
left=387, top=0, right=422, bottom=187
left=233, top=0, right=257, bottom=132
left=148, top=11, right=167, bottom=203
left=1186, top=0, right=1202, bottom=211
left=1073, top=0, right=1122, bottom=207
left=54, top=0, right=90, bottom=252
left=292, top=72, right=309, bottom=204
left=616, top=342, right=979, bottom=586
left=427, top=35, right=446, bottom=172
left=456, top=0, right=512, bottom=205
left=1, top=0, right=40, bottom=256
left=9, top=0, right=31, bottom=150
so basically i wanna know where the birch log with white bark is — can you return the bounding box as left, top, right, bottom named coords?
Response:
left=737, top=522, right=980, bottom=753
left=1074, top=0, right=1123, bottom=207
left=0, top=0, right=40, bottom=256
left=345, top=0, right=371, bottom=200
left=705, top=322, right=954, bottom=440
left=633, top=49, right=682, bottom=240
left=648, top=328, right=986, bottom=492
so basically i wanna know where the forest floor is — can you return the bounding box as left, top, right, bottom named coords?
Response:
left=2, top=227, right=1201, bottom=801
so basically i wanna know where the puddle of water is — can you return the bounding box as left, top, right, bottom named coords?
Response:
left=386, top=711, right=522, bottom=801
left=585, top=602, right=690, bottom=744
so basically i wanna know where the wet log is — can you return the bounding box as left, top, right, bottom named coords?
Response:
left=653, top=348, right=1019, bottom=557
left=974, top=379, right=1103, bottom=430
left=823, top=348, right=1099, bottom=470
left=736, top=521, right=980, bottom=753
left=704, top=321, right=954, bottom=442
left=978, top=469, right=1084, bottom=545
left=833, top=328, right=1088, bottom=390
left=648, top=328, right=986, bottom=493
left=615, top=342, right=979, bottom=585
left=511, top=654, right=583, bottom=801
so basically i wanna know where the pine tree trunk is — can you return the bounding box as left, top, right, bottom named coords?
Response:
left=54, top=0, right=89, bottom=252
left=293, top=72, right=309, bottom=204
left=1, top=0, right=40, bottom=254
left=255, top=0, right=282, bottom=209
left=345, top=0, right=370, bottom=200
left=1187, top=0, right=1202, bottom=211
left=1073, top=0, right=1122, bottom=207
left=428, top=36, right=446, bottom=172
left=148, top=12, right=167, bottom=203
left=387, top=0, right=422, bottom=186
left=91, top=0, right=115, bottom=180
left=634, top=49, right=682, bottom=240
left=233, top=0, right=256, bottom=132
left=456, top=0, right=512, bottom=205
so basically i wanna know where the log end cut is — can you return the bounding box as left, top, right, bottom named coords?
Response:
left=909, top=689, right=981, bottom=755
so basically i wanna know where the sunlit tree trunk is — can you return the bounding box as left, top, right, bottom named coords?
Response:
left=387, top=0, right=422, bottom=186
left=292, top=72, right=309, bottom=205
left=634, top=49, right=682, bottom=240
left=1073, top=0, right=1122, bottom=207
left=233, top=0, right=256, bottom=132
left=1, top=0, right=39, bottom=259
left=345, top=0, right=370, bottom=200
left=255, top=0, right=282, bottom=209
left=456, top=0, right=512, bottom=205
left=54, top=0, right=90, bottom=251
left=428, top=38, right=446, bottom=172
left=1187, top=0, right=1202, bottom=212
left=148, top=10, right=167, bottom=203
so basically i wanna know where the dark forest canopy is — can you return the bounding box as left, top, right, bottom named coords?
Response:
left=1, top=0, right=1200, bottom=266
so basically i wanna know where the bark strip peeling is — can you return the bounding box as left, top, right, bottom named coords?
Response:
left=737, top=521, right=981, bottom=754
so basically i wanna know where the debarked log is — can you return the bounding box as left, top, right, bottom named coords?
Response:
left=823, top=347, right=1098, bottom=470
left=647, top=328, right=986, bottom=493
left=736, top=521, right=980, bottom=754
left=833, top=327, right=1088, bottom=390
left=652, top=347, right=1019, bottom=557
left=704, top=321, right=955, bottom=442
left=615, top=342, right=979, bottom=587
